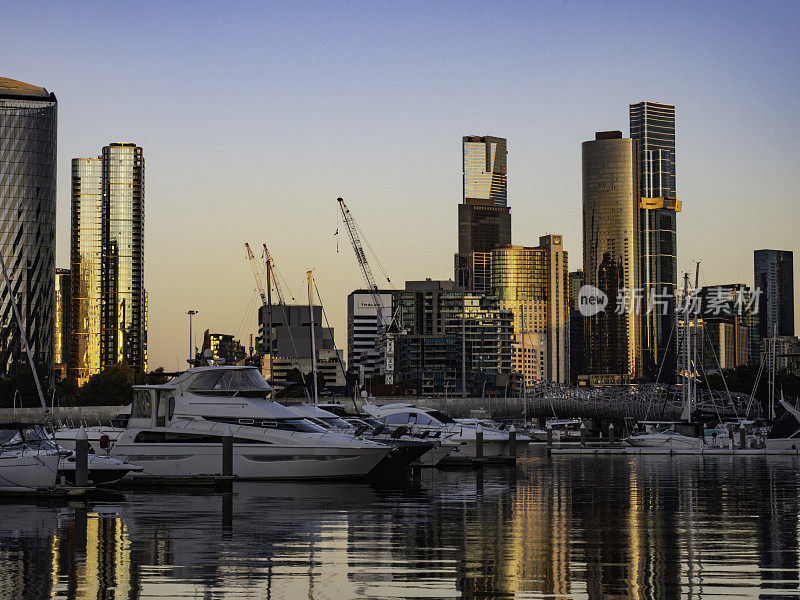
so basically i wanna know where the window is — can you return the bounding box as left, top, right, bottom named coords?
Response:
left=384, top=413, right=410, bottom=425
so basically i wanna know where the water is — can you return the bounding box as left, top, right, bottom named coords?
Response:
left=2, top=454, right=800, bottom=599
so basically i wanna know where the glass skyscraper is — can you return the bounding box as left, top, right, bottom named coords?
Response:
left=70, top=144, right=146, bottom=381
left=456, top=135, right=511, bottom=288
left=630, top=101, right=680, bottom=382
left=754, top=249, right=794, bottom=341
left=582, top=131, right=641, bottom=382
left=0, top=77, right=57, bottom=378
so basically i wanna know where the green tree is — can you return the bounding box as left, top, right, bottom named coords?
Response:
left=78, top=362, right=136, bottom=406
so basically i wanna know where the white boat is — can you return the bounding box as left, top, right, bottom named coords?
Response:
left=767, top=396, right=800, bottom=450
left=296, top=403, right=453, bottom=467
left=0, top=423, right=60, bottom=492
left=109, top=366, right=391, bottom=480
left=363, top=403, right=530, bottom=459
left=624, top=424, right=706, bottom=449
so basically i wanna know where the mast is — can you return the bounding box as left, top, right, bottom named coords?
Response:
left=266, top=254, right=274, bottom=388
left=521, top=302, right=527, bottom=423
left=680, top=272, right=691, bottom=422
left=307, top=270, right=319, bottom=406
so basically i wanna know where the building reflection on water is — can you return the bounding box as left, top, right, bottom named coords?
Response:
left=0, top=456, right=798, bottom=599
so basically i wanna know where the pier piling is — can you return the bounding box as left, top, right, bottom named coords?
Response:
left=580, top=422, right=586, bottom=448
left=508, top=425, right=516, bottom=458
left=475, top=425, right=484, bottom=459
left=222, top=426, right=233, bottom=477
left=75, top=426, right=89, bottom=488
left=608, top=422, right=615, bottom=446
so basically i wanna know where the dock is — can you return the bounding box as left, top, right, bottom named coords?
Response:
left=548, top=446, right=800, bottom=456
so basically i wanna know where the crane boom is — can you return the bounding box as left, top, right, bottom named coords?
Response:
left=245, top=243, right=268, bottom=306
left=337, top=197, right=395, bottom=384
left=262, top=244, right=289, bottom=306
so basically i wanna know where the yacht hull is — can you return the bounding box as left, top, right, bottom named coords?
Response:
left=0, top=452, right=60, bottom=491
left=111, top=442, right=389, bottom=480
left=625, top=434, right=705, bottom=449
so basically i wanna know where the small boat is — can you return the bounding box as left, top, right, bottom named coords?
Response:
left=0, top=423, right=60, bottom=492
left=363, top=403, right=530, bottom=459
left=624, top=422, right=706, bottom=449
left=767, top=395, right=800, bottom=450
left=53, top=407, right=130, bottom=451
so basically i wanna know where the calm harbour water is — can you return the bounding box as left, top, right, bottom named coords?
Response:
left=2, top=453, right=800, bottom=599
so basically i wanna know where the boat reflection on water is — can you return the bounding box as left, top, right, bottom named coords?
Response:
left=1, top=455, right=799, bottom=599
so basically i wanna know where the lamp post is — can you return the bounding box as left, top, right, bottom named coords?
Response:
left=187, top=310, right=198, bottom=365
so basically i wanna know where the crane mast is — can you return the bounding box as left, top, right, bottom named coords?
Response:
left=245, top=242, right=274, bottom=389
left=337, top=197, right=395, bottom=384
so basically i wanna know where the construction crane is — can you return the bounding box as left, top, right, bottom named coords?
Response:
left=337, top=197, right=396, bottom=384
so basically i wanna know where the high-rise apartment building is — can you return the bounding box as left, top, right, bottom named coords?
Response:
left=0, top=78, right=57, bottom=379
left=754, top=250, right=794, bottom=342
left=582, top=131, right=641, bottom=382
left=455, top=136, right=511, bottom=289
left=630, top=101, right=680, bottom=381
left=70, top=144, right=145, bottom=382
left=568, top=270, right=586, bottom=384
left=70, top=157, right=101, bottom=383
left=488, top=235, right=569, bottom=386
left=54, top=269, right=70, bottom=380
left=394, top=279, right=513, bottom=396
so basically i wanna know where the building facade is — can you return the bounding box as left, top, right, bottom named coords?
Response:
left=393, top=279, right=513, bottom=396
left=54, top=269, right=70, bottom=380
left=754, top=249, right=794, bottom=342
left=489, top=235, right=570, bottom=386
left=200, top=330, right=247, bottom=365
left=70, top=157, right=102, bottom=383
left=100, top=143, right=146, bottom=372
left=70, top=144, right=146, bottom=382
left=346, top=290, right=395, bottom=385
left=582, top=131, right=641, bottom=382
left=257, top=304, right=346, bottom=389
left=0, top=78, right=57, bottom=379
left=630, top=101, right=680, bottom=381
left=463, top=135, right=507, bottom=207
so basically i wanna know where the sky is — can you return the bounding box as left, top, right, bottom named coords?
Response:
left=4, top=0, right=799, bottom=370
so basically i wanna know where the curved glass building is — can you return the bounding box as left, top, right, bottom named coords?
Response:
left=0, top=77, right=57, bottom=377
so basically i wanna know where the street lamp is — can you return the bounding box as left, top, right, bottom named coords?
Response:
left=187, top=310, right=198, bottom=365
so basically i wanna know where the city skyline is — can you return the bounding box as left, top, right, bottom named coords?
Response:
left=3, top=1, right=798, bottom=371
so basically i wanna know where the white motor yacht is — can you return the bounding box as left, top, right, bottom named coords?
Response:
left=0, top=423, right=61, bottom=492
left=624, top=423, right=706, bottom=449
left=109, top=366, right=391, bottom=479
left=363, top=403, right=530, bottom=459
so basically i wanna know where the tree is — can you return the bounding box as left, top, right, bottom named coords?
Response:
left=705, top=364, right=800, bottom=416
left=78, top=362, right=136, bottom=406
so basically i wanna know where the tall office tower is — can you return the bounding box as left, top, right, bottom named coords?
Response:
left=346, top=290, right=396, bottom=385
left=54, top=269, right=71, bottom=380
left=582, top=131, right=641, bottom=383
left=70, top=157, right=102, bottom=384
left=630, top=101, right=680, bottom=382
left=0, top=78, right=57, bottom=379
left=490, top=235, right=569, bottom=386
left=455, top=136, right=511, bottom=289
left=100, top=143, right=145, bottom=371
left=754, top=250, right=795, bottom=341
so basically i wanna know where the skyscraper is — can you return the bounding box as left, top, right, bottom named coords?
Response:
left=100, top=143, right=146, bottom=371
left=630, top=101, right=680, bottom=381
left=70, top=157, right=102, bottom=384
left=455, top=135, right=512, bottom=289
left=582, top=131, right=641, bottom=382
left=346, top=289, right=396, bottom=385
left=754, top=249, right=794, bottom=341
left=70, top=144, right=146, bottom=382
left=0, top=77, right=57, bottom=378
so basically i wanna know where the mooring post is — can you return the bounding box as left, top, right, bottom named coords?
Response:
left=608, top=422, right=615, bottom=446
left=222, top=425, right=233, bottom=477
left=739, top=423, right=746, bottom=450
left=508, top=425, right=516, bottom=458
left=546, top=423, right=553, bottom=453
left=75, top=426, right=89, bottom=488
left=475, top=425, right=484, bottom=460
left=580, top=422, right=586, bottom=449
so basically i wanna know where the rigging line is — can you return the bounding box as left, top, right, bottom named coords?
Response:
left=274, top=296, right=310, bottom=401
left=701, top=321, right=736, bottom=421
left=312, top=278, right=351, bottom=400
left=354, top=217, right=392, bottom=284
left=237, top=288, right=259, bottom=345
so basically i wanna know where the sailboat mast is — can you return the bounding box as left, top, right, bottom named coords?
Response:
left=307, top=270, right=319, bottom=406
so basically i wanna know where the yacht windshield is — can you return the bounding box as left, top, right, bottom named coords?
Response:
left=425, top=410, right=456, bottom=424
left=0, top=424, right=57, bottom=451
left=189, top=369, right=270, bottom=392
left=320, top=416, right=354, bottom=430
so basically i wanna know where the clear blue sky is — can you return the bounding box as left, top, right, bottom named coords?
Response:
left=4, top=0, right=799, bottom=369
